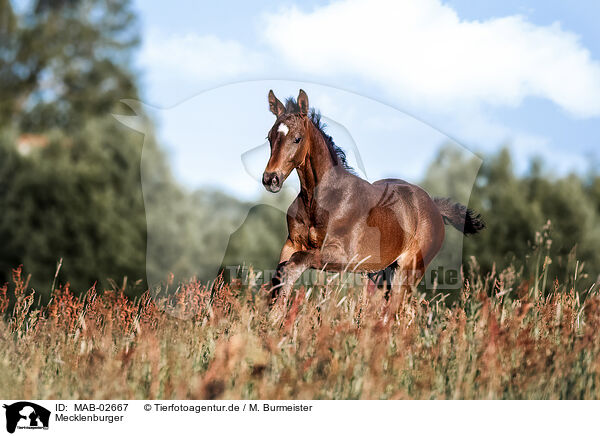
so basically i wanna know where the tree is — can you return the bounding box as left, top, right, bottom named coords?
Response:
left=0, top=0, right=139, bottom=132
left=0, top=0, right=153, bottom=294
left=421, top=144, right=600, bottom=290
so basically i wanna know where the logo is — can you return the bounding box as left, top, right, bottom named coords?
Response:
left=3, top=402, right=50, bottom=434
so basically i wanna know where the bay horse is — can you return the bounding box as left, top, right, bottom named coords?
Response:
left=263, top=89, right=484, bottom=302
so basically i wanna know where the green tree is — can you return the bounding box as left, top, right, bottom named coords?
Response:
left=422, top=144, right=600, bottom=289
left=1, top=0, right=139, bottom=132
left=0, top=0, right=154, bottom=294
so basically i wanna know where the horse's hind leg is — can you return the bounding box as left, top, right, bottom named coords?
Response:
left=367, top=261, right=397, bottom=299
left=366, top=272, right=379, bottom=295
left=383, top=261, right=399, bottom=300
left=388, top=254, right=425, bottom=309
left=366, top=270, right=384, bottom=295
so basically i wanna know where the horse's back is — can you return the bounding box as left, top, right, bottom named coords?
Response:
left=372, top=178, right=437, bottom=211
left=373, top=178, right=409, bottom=186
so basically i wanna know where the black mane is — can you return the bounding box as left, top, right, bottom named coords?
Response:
left=284, top=97, right=354, bottom=173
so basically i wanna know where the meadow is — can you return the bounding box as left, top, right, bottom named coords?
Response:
left=1, top=233, right=599, bottom=401
left=3, top=0, right=600, bottom=403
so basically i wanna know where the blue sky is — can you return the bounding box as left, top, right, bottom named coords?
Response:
left=131, top=0, right=600, bottom=199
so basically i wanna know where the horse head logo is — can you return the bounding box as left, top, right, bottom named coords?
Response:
left=3, top=402, right=50, bottom=433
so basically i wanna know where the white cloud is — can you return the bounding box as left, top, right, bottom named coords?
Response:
left=138, top=29, right=266, bottom=105
left=262, top=0, right=600, bottom=117
left=132, top=1, right=596, bottom=194
left=141, top=29, right=264, bottom=80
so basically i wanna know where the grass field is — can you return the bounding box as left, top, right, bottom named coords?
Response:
left=1, top=248, right=599, bottom=400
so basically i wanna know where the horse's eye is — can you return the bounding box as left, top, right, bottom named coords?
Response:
left=294, top=137, right=301, bottom=144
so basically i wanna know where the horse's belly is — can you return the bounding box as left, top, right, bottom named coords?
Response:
left=354, top=236, right=403, bottom=271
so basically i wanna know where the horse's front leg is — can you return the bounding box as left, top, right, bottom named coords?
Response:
left=270, top=238, right=301, bottom=299
left=273, top=243, right=348, bottom=299
left=272, top=250, right=319, bottom=300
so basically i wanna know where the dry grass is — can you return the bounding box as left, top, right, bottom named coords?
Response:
left=0, top=252, right=599, bottom=400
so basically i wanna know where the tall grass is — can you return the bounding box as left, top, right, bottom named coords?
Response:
left=0, top=237, right=599, bottom=399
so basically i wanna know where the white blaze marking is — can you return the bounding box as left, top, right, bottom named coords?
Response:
left=277, top=123, right=289, bottom=136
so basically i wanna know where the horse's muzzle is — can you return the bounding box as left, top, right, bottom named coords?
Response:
left=262, top=172, right=282, bottom=193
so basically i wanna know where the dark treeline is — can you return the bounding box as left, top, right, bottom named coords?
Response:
left=1, top=0, right=160, bottom=293
left=421, top=146, right=600, bottom=290
left=0, top=0, right=598, bottom=296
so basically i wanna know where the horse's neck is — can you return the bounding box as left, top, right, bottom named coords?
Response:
left=297, top=123, right=342, bottom=206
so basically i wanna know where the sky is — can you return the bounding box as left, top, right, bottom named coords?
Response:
left=130, top=0, right=600, bottom=199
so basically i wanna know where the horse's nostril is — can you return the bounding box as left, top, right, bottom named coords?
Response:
left=262, top=172, right=282, bottom=192
left=263, top=172, right=276, bottom=184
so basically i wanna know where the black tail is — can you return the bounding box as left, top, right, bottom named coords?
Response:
left=433, top=197, right=485, bottom=235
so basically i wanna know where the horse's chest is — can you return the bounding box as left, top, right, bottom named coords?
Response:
left=290, top=198, right=328, bottom=248
left=296, top=222, right=325, bottom=249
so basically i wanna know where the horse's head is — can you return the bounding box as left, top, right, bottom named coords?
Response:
left=262, top=89, right=311, bottom=193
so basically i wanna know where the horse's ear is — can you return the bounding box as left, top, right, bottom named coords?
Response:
left=297, top=89, right=309, bottom=115
left=268, top=90, right=285, bottom=117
